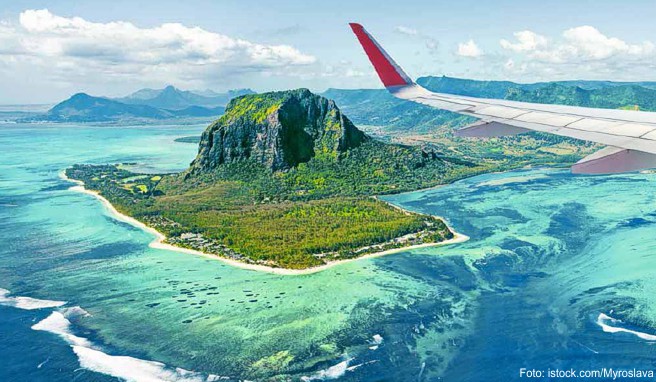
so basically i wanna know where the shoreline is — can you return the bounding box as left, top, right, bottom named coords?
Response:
left=59, top=171, right=469, bottom=276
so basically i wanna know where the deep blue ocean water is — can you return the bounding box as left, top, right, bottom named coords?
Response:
left=1, top=122, right=656, bottom=381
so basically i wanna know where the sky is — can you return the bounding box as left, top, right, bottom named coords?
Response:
left=1, top=0, right=656, bottom=104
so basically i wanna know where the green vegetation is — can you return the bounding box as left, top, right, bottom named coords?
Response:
left=65, top=88, right=466, bottom=270
left=63, top=89, right=474, bottom=270
left=323, top=76, right=656, bottom=172
left=505, top=83, right=656, bottom=111
left=192, top=89, right=369, bottom=172
left=322, top=78, right=611, bottom=169
left=186, top=140, right=481, bottom=201
left=221, top=93, right=283, bottom=123
left=321, top=88, right=472, bottom=133
left=320, top=87, right=595, bottom=174
left=251, top=351, right=295, bottom=374
left=66, top=163, right=453, bottom=269
left=70, top=77, right=645, bottom=270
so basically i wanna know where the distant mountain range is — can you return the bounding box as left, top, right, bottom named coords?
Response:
left=27, top=76, right=656, bottom=124
left=417, top=76, right=656, bottom=97
left=116, top=86, right=255, bottom=110
left=31, top=86, right=255, bottom=122
left=321, top=76, right=656, bottom=132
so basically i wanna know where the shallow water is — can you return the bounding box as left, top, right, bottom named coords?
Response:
left=1, top=123, right=656, bottom=381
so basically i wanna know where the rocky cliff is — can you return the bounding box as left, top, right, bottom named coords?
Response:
left=191, top=89, right=369, bottom=172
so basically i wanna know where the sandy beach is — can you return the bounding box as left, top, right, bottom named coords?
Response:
left=60, top=171, right=469, bottom=275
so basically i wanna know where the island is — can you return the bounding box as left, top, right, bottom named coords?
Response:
left=66, top=89, right=478, bottom=271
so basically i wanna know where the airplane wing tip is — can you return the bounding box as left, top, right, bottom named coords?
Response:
left=348, top=23, right=414, bottom=88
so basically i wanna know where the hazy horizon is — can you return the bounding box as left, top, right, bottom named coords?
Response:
left=1, top=0, right=656, bottom=104
left=8, top=74, right=656, bottom=107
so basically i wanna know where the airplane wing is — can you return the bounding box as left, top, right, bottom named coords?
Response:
left=349, top=23, right=656, bottom=174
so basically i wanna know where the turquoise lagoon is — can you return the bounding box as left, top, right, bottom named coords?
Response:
left=1, top=123, right=656, bottom=381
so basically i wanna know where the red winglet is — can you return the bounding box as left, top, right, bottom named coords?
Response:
left=349, top=23, right=413, bottom=88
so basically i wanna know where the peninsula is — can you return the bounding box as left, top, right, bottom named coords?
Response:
left=66, top=89, right=475, bottom=270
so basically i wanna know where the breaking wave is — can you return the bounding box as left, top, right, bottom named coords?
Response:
left=301, top=357, right=376, bottom=381
left=3, top=288, right=369, bottom=382
left=72, top=346, right=224, bottom=382
left=301, top=359, right=352, bottom=381
left=0, top=288, right=65, bottom=310
left=31, top=306, right=225, bottom=382
left=597, top=313, right=656, bottom=341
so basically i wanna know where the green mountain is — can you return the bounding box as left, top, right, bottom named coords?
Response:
left=320, top=88, right=472, bottom=133
left=417, top=76, right=523, bottom=98
left=67, top=89, right=468, bottom=269
left=418, top=76, right=656, bottom=110
left=188, top=89, right=474, bottom=197
left=543, top=80, right=656, bottom=90
left=505, top=83, right=656, bottom=110
left=64, top=78, right=649, bottom=268
left=191, top=88, right=368, bottom=172
left=417, top=75, right=656, bottom=94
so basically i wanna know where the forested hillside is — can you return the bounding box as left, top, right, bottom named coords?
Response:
left=67, top=89, right=465, bottom=270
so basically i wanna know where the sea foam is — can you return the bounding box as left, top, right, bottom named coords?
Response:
left=0, top=288, right=66, bottom=310
left=72, top=346, right=223, bottom=382
left=369, top=334, right=383, bottom=350
left=31, top=310, right=93, bottom=348
left=301, top=358, right=355, bottom=381
left=597, top=313, right=656, bottom=341
left=32, top=307, right=223, bottom=382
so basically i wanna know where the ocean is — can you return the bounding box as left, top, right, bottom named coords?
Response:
left=1, top=122, right=655, bottom=381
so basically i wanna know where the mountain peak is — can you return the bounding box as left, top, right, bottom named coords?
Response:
left=70, top=92, right=93, bottom=99
left=62, top=92, right=108, bottom=107
left=191, top=89, right=368, bottom=172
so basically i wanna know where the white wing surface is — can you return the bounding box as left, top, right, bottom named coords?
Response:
left=349, top=23, right=656, bottom=174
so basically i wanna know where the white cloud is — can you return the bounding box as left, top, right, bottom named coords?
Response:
left=0, top=9, right=316, bottom=96
left=500, top=30, right=548, bottom=52
left=500, top=26, right=654, bottom=63
left=561, top=26, right=654, bottom=60
left=496, top=25, right=656, bottom=81
left=394, top=26, right=418, bottom=36
left=456, top=40, right=483, bottom=58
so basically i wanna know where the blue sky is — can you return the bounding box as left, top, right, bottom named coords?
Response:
left=1, top=0, right=655, bottom=103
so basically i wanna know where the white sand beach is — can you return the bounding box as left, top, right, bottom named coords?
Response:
left=60, top=171, right=468, bottom=275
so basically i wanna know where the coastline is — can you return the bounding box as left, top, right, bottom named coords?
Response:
left=60, top=171, right=469, bottom=275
